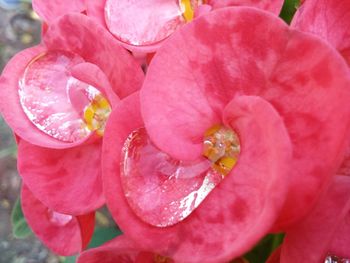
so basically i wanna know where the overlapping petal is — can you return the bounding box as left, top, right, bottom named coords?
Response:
left=291, top=0, right=350, bottom=64
left=77, top=235, right=159, bottom=263
left=141, top=7, right=350, bottom=229
left=86, top=0, right=284, bottom=52
left=43, top=14, right=144, bottom=100
left=102, top=92, right=291, bottom=262
left=21, top=184, right=95, bottom=256
left=17, top=139, right=104, bottom=215
left=32, top=0, right=85, bottom=24
left=0, top=13, right=143, bottom=148
left=279, top=176, right=350, bottom=262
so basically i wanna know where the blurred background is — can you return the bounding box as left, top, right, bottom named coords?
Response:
left=0, top=1, right=61, bottom=262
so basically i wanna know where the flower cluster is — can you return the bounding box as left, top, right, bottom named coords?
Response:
left=1, top=0, right=350, bottom=262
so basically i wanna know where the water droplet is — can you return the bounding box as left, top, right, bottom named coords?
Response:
left=203, top=124, right=240, bottom=176
left=325, top=255, right=350, bottom=263
left=47, top=209, right=73, bottom=226
left=104, top=0, right=202, bottom=46
left=121, top=127, right=226, bottom=227
left=19, top=51, right=111, bottom=142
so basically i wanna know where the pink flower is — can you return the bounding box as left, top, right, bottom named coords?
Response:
left=86, top=0, right=284, bottom=52
left=102, top=56, right=289, bottom=261
left=101, top=7, right=350, bottom=262
left=267, top=176, right=350, bottom=262
left=0, top=13, right=143, bottom=215
left=21, top=184, right=95, bottom=256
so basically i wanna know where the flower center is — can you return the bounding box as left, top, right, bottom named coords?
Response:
left=203, top=124, right=241, bottom=176
left=179, top=0, right=205, bottom=22
left=83, top=94, right=111, bottom=136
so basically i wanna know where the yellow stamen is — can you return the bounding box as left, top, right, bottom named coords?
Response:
left=180, top=0, right=195, bottom=22
left=203, top=125, right=240, bottom=176
left=83, top=94, right=111, bottom=136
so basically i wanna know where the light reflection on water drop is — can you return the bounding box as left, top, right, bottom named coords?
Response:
left=325, top=255, right=350, bottom=263
left=104, top=0, right=202, bottom=46
left=18, top=51, right=110, bottom=142
left=47, top=209, right=73, bottom=227
left=120, top=127, right=232, bottom=227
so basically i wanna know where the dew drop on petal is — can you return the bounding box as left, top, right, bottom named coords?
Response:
left=104, top=0, right=202, bottom=46
left=18, top=51, right=111, bottom=142
left=120, top=126, right=240, bottom=227
left=325, top=255, right=350, bottom=263
left=47, top=209, right=73, bottom=226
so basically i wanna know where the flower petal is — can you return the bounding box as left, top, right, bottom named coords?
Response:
left=291, top=0, right=350, bottom=64
left=280, top=176, right=350, bottom=262
left=208, top=0, right=284, bottom=15
left=18, top=139, right=104, bottom=215
left=21, top=184, right=95, bottom=256
left=103, top=93, right=291, bottom=262
left=77, top=235, right=149, bottom=263
left=43, top=13, right=144, bottom=99
left=32, top=0, right=85, bottom=24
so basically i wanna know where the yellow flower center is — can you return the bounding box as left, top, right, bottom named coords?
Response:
left=83, top=94, right=111, bottom=136
left=203, top=124, right=241, bottom=176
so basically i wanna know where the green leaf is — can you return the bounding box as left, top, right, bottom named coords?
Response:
left=280, top=0, right=300, bottom=24
left=59, top=256, right=76, bottom=263
left=88, top=226, right=122, bottom=248
left=244, top=234, right=284, bottom=263
left=11, top=198, right=32, bottom=239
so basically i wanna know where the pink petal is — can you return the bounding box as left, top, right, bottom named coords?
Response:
left=32, top=0, right=85, bottom=24
left=18, top=139, right=104, bottom=215
left=280, top=176, right=350, bottom=262
left=102, top=93, right=292, bottom=262
left=208, top=0, right=284, bottom=15
left=85, top=0, right=107, bottom=28
left=77, top=235, right=150, bottom=263
left=43, top=13, right=144, bottom=99
left=21, top=184, right=95, bottom=256
left=140, top=7, right=350, bottom=229
left=69, top=62, right=120, bottom=107
left=291, top=0, right=350, bottom=64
